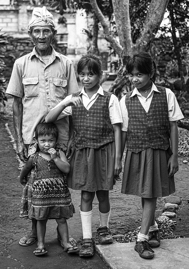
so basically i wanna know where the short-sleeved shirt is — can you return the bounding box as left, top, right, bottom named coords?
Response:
left=58, top=86, right=123, bottom=125
left=6, top=47, right=79, bottom=148
left=120, top=83, right=184, bottom=131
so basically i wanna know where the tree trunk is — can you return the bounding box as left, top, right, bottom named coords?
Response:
left=88, top=14, right=99, bottom=55
left=112, top=0, right=133, bottom=57
left=135, top=0, right=169, bottom=52
left=89, top=0, right=170, bottom=97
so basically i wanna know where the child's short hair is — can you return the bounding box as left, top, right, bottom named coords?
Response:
left=77, top=54, right=102, bottom=76
left=35, top=122, right=58, bottom=140
left=126, top=52, right=156, bottom=82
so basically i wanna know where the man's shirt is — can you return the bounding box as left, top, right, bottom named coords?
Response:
left=6, top=47, right=79, bottom=148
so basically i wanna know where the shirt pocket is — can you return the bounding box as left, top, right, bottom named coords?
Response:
left=52, top=78, right=67, bottom=99
left=22, top=77, right=39, bottom=98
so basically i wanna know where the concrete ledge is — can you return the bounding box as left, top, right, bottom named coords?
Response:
left=96, top=238, right=189, bottom=269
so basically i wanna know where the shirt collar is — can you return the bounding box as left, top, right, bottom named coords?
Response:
left=80, top=86, right=104, bottom=96
left=30, top=46, right=61, bottom=60
left=130, top=83, right=160, bottom=98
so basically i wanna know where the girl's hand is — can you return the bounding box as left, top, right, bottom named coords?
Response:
left=48, top=148, right=58, bottom=160
left=114, top=159, right=122, bottom=178
left=168, top=154, right=179, bottom=176
left=69, top=96, right=82, bottom=107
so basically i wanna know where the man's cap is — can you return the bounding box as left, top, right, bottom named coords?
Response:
left=28, top=6, right=56, bottom=30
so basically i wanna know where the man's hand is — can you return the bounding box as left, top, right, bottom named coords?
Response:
left=16, top=141, right=28, bottom=162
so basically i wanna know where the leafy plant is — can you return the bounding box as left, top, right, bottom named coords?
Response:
left=0, top=30, right=8, bottom=110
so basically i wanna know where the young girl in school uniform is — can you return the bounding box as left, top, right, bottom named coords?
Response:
left=120, top=52, right=184, bottom=259
left=46, top=54, right=122, bottom=257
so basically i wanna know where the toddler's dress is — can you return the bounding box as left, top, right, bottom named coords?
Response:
left=28, top=152, right=74, bottom=220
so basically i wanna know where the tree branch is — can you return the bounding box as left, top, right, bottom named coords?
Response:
left=89, top=0, right=123, bottom=57
left=135, top=0, right=170, bottom=52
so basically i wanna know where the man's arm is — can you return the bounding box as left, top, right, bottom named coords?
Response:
left=13, top=96, right=28, bottom=162
left=66, top=61, right=79, bottom=94
left=19, top=157, right=34, bottom=185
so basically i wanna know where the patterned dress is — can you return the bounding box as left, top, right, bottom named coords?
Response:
left=28, top=153, right=74, bottom=221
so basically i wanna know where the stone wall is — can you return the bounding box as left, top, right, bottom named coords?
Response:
left=1, top=34, right=66, bottom=84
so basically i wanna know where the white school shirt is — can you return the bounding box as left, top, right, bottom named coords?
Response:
left=60, top=86, right=123, bottom=125
left=120, top=83, right=184, bottom=132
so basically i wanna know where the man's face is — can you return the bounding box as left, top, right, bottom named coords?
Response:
left=29, top=26, right=55, bottom=54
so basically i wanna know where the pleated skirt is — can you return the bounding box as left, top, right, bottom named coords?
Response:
left=67, top=142, right=115, bottom=192
left=121, top=148, right=175, bottom=198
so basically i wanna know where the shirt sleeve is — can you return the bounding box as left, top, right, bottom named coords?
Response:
left=120, top=95, right=128, bottom=131
left=166, top=88, right=184, bottom=121
left=109, top=94, right=123, bottom=125
left=6, top=60, right=24, bottom=98
left=66, top=60, right=79, bottom=95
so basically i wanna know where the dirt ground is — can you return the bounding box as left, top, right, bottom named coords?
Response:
left=0, top=97, right=189, bottom=269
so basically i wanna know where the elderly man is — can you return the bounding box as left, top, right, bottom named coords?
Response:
left=6, top=6, right=79, bottom=246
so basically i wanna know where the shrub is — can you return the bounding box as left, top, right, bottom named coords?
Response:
left=0, top=30, right=8, bottom=111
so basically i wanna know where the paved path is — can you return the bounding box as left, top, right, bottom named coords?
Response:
left=97, top=238, right=189, bottom=269
left=1, top=89, right=189, bottom=269
left=0, top=112, right=108, bottom=269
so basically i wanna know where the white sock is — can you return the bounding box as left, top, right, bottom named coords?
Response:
left=149, top=221, right=159, bottom=233
left=137, top=232, right=149, bottom=242
left=80, top=210, right=92, bottom=239
left=99, top=210, right=111, bottom=228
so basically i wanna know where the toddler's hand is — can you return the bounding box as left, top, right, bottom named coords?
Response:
left=48, top=148, right=58, bottom=160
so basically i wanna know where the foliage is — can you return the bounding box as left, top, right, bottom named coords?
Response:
left=0, top=30, right=8, bottom=109
left=158, top=0, right=189, bottom=78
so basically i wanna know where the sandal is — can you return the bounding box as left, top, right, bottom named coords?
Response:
left=135, top=241, right=154, bottom=259
left=60, top=238, right=79, bottom=254
left=33, top=248, right=48, bottom=256
left=79, top=238, right=94, bottom=257
left=19, top=233, right=37, bottom=247
left=97, top=226, right=113, bottom=245
left=57, top=227, right=79, bottom=254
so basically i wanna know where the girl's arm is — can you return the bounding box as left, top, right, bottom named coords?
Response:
left=168, top=121, right=179, bottom=176
left=121, top=131, right=127, bottom=157
left=48, top=148, right=70, bottom=174
left=19, top=157, right=34, bottom=185
left=113, top=123, right=122, bottom=176
left=45, top=96, right=82, bottom=123
left=119, top=95, right=128, bottom=158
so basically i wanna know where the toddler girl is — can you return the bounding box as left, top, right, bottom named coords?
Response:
left=19, top=122, right=78, bottom=256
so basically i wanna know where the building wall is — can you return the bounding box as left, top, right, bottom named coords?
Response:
left=0, top=8, right=19, bottom=32
left=0, top=1, right=112, bottom=72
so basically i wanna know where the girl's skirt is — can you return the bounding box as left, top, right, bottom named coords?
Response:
left=121, top=148, right=175, bottom=198
left=67, top=142, right=115, bottom=192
